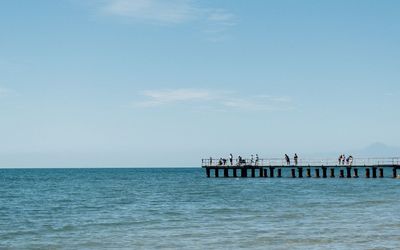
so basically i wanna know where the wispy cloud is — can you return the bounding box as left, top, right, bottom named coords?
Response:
left=0, top=87, right=14, bottom=98
left=137, top=89, right=213, bottom=107
left=135, top=88, right=293, bottom=111
left=101, top=0, right=195, bottom=23
left=93, top=0, right=235, bottom=40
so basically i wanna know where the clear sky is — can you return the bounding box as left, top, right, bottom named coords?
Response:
left=1, top=0, right=399, bottom=167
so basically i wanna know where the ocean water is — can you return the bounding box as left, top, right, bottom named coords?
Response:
left=1, top=168, right=400, bottom=250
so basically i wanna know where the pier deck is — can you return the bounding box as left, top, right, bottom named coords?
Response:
left=202, top=157, right=400, bottom=178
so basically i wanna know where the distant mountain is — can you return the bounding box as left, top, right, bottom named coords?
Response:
left=355, top=143, right=400, bottom=157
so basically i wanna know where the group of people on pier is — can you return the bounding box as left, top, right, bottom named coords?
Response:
left=209, top=153, right=356, bottom=167
left=338, top=154, right=354, bottom=166
left=212, top=154, right=260, bottom=166
left=284, top=153, right=299, bottom=166
left=211, top=154, right=301, bottom=166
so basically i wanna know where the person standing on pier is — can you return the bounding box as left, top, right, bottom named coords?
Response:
left=342, top=154, right=346, bottom=165
left=255, top=154, right=259, bottom=166
left=251, top=155, right=254, bottom=165
left=338, top=155, right=342, bottom=165
left=229, top=154, right=233, bottom=165
left=209, top=157, right=213, bottom=166
left=348, top=155, right=353, bottom=165
left=294, top=153, right=298, bottom=166
left=285, top=154, right=290, bottom=166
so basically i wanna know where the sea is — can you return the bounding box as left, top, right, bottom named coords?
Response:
left=1, top=168, right=400, bottom=249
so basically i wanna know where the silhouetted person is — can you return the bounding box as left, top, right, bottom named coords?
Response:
left=209, top=157, right=213, bottom=166
left=229, top=154, right=233, bottom=165
left=294, top=153, right=298, bottom=166
left=348, top=155, right=353, bottom=165
left=285, top=154, right=290, bottom=166
left=255, top=154, right=259, bottom=166
left=338, top=155, right=342, bottom=165
left=223, top=158, right=227, bottom=166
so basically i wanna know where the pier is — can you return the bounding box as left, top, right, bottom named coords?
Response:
left=202, top=157, right=400, bottom=178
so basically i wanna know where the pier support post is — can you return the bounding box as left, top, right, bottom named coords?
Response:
left=251, top=168, right=256, bottom=178
left=379, top=168, right=384, bottom=178
left=330, top=168, right=335, bottom=178
left=233, top=168, right=237, bottom=178
left=353, top=168, right=359, bottom=178
left=298, top=167, right=303, bottom=178
left=206, top=168, right=210, bottom=178
left=306, top=168, right=311, bottom=178
left=322, top=167, right=327, bottom=178
left=224, top=168, right=229, bottom=178
left=264, top=169, right=268, bottom=177
left=241, top=168, right=247, bottom=178
left=315, top=168, right=320, bottom=178
left=393, top=168, right=397, bottom=178
left=277, top=168, right=282, bottom=178
left=259, top=168, right=264, bottom=177
left=346, top=167, right=351, bottom=178
left=366, top=168, right=370, bottom=178
left=269, top=167, right=275, bottom=178
left=215, top=169, right=219, bottom=178
left=339, top=169, right=344, bottom=178
left=372, top=167, right=377, bottom=178
left=291, top=168, right=296, bottom=178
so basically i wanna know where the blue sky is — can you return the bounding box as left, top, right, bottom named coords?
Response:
left=1, top=0, right=399, bottom=167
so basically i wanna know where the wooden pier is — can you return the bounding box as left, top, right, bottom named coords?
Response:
left=202, top=157, right=400, bottom=178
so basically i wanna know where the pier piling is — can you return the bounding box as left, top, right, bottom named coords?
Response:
left=241, top=168, right=247, bottom=178
left=346, top=167, right=351, bottom=178
left=291, top=169, right=296, bottom=178
left=251, top=168, right=256, bottom=178
left=233, top=168, right=237, bottom=178
left=259, top=168, right=264, bottom=177
left=379, top=168, right=384, bottom=178
left=322, top=167, right=327, bottom=178
left=366, top=168, right=370, bottom=178
left=224, top=168, right=229, bottom=178
left=298, top=167, right=303, bottom=178
left=315, top=168, right=320, bottom=178
left=339, top=169, right=344, bottom=178
left=372, top=167, right=377, bottom=178
left=393, top=168, right=397, bottom=178
left=277, top=168, right=282, bottom=178
left=269, top=167, right=275, bottom=178
left=206, top=168, right=210, bottom=178
left=215, top=169, right=219, bottom=178
left=353, top=168, right=359, bottom=178
left=330, top=168, right=335, bottom=178
left=306, top=168, right=311, bottom=177
left=264, top=169, right=268, bottom=177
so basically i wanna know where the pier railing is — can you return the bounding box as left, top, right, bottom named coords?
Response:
left=202, top=157, right=400, bottom=167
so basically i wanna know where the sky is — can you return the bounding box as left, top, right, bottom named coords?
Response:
left=0, top=0, right=400, bottom=167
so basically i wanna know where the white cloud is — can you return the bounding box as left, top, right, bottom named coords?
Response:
left=137, top=89, right=213, bottom=107
left=101, top=0, right=196, bottom=23
left=135, top=88, right=294, bottom=111
left=93, top=0, right=235, bottom=39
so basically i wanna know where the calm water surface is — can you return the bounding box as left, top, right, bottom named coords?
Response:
left=1, top=168, right=400, bottom=249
